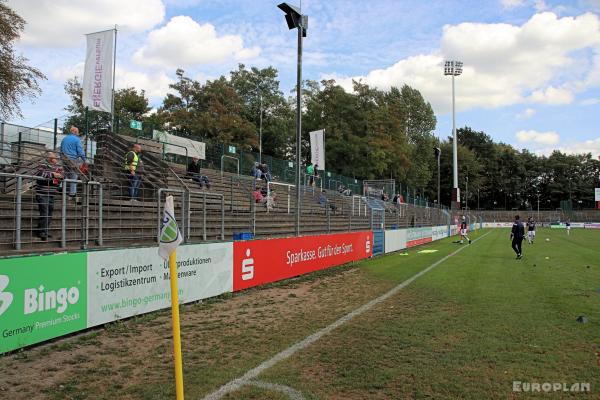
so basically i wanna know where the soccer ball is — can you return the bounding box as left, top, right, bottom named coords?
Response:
left=545, top=238, right=550, bottom=242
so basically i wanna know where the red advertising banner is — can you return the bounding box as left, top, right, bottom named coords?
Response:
left=233, top=231, right=373, bottom=291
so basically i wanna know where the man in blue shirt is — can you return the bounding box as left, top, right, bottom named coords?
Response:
left=60, top=126, right=86, bottom=197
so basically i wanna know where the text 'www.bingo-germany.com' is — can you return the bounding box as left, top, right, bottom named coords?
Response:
left=100, top=290, right=183, bottom=313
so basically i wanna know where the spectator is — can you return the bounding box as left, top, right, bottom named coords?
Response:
left=318, top=190, right=337, bottom=213
left=258, top=163, right=272, bottom=183
left=251, top=162, right=262, bottom=180
left=35, top=152, right=63, bottom=241
left=60, top=126, right=86, bottom=198
left=306, top=163, right=315, bottom=186
left=393, top=193, right=401, bottom=204
left=186, top=157, right=211, bottom=189
left=253, top=188, right=265, bottom=204
left=381, top=192, right=389, bottom=202
left=123, top=143, right=143, bottom=201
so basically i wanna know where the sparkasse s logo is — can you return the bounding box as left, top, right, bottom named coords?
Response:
left=0, top=275, right=14, bottom=317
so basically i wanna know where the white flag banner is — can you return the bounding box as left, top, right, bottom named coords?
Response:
left=153, top=130, right=206, bottom=160
left=309, top=129, right=325, bottom=170
left=158, top=195, right=183, bottom=260
left=82, top=29, right=115, bottom=112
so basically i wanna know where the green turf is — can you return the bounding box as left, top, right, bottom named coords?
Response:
left=3, top=228, right=599, bottom=400
left=259, top=228, right=600, bottom=399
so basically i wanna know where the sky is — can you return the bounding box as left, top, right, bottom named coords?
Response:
left=7, top=0, right=600, bottom=158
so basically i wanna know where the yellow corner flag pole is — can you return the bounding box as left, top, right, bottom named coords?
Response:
left=169, top=251, right=185, bottom=400
left=159, top=195, right=185, bottom=400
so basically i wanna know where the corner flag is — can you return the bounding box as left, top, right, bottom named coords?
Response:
left=159, top=195, right=183, bottom=260
left=158, top=195, right=185, bottom=400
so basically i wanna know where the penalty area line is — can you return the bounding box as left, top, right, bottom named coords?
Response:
left=201, top=231, right=491, bottom=400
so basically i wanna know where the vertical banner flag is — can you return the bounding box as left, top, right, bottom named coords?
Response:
left=82, top=29, right=115, bottom=112
left=310, top=129, right=325, bottom=170
left=159, top=196, right=183, bottom=260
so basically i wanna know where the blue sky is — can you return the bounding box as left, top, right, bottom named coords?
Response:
left=7, top=0, right=600, bottom=157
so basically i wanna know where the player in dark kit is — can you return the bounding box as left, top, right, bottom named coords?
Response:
left=510, top=215, right=525, bottom=259
left=459, top=216, right=471, bottom=244
left=526, top=217, right=536, bottom=244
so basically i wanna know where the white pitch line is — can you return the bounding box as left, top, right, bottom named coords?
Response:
left=201, top=232, right=491, bottom=400
left=247, top=380, right=305, bottom=400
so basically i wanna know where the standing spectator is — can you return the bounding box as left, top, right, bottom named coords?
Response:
left=306, top=163, right=315, bottom=186
left=186, top=157, right=211, bottom=189
left=60, top=126, right=86, bottom=198
left=35, top=152, right=63, bottom=241
left=123, top=143, right=142, bottom=201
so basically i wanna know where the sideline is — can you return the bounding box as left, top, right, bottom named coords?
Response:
left=201, top=232, right=491, bottom=400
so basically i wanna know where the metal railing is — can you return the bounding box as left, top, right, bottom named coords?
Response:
left=267, top=181, right=293, bottom=214
left=221, top=155, right=239, bottom=179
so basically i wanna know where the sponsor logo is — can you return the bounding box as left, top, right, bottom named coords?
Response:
left=241, top=249, right=254, bottom=281
left=24, top=284, right=80, bottom=315
left=0, top=275, right=13, bottom=317
left=366, top=237, right=371, bottom=254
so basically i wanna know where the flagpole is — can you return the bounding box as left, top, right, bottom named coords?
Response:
left=111, top=25, right=117, bottom=132
left=169, top=250, right=185, bottom=400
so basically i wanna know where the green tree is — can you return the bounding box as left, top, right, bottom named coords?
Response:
left=0, top=0, right=46, bottom=120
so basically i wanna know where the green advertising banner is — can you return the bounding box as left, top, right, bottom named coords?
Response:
left=0, top=253, right=87, bottom=354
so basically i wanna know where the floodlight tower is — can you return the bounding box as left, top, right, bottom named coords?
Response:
left=444, top=60, right=463, bottom=210
left=278, top=2, right=307, bottom=236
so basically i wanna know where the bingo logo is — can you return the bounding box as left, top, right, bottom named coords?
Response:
left=0, top=275, right=13, bottom=317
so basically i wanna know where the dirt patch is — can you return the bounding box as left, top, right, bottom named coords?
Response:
left=0, top=264, right=392, bottom=400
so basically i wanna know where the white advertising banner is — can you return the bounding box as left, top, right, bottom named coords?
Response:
left=82, top=29, right=115, bottom=112
left=432, top=226, right=448, bottom=241
left=87, top=242, right=233, bottom=327
left=309, top=129, right=325, bottom=170
left=384, top=229, right=407, bottom=253
left=595, top=188, right=600, bottom=201
left=153, top=130, right=206, bottom=160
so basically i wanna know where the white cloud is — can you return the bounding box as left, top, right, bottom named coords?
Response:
left=501, top=0, right=526, bottom=8
left=533, top=137, right=600, bottom=158
left=529, top=86, right=574, bottom=104
left=516, top=129, right=560, bottom=145
left=9, top=0, right=165, bottom=47
left=133, top=16, right=260, bottom=68
left=116, top=68, right=174, bottom=101
left=579, top=98, right=600, bottom=106
left=326, top=12, right=600, bottom=113
left=52, top=62, right=85, bottom=82
left=517, top=108, right=536, bottom=119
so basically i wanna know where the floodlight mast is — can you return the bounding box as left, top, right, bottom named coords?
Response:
left=444, top=60, right=463, bottom=210
left=278, top=2, right=307, bottom=236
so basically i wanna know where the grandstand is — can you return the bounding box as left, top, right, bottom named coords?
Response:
left=0, top=122, right=453, bottom=255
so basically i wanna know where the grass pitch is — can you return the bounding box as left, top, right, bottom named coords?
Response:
left=1, top=228, right=598, bottom=399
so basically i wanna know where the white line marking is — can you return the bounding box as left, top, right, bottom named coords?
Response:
left=246, top=380, right=305, bottom=400
left=201, top=232, right=491, bottom=400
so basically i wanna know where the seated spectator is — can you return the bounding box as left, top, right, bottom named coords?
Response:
left=35, top=152, right=63, bottom=241
left=186, top=157, right=211, bottom=189
left=258, top=163, right=272, bottom=183
left=251, top=162, right=262, bottom=180
left=318, top=190, right=337, bottom=213
left=393, top=193, right=401, bottom=204
left=381, top=192, right=389, bottom=202
left=253, top=189, right=265, bottom=204
left=342, top=187, right=352, bottom=196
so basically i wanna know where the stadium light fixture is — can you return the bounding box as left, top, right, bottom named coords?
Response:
left=278, top=2, right=307, bottom=236
left=444, top=60, right=463, bottom=211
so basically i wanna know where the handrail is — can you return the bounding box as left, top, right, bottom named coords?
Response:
left=221, top=155, right=239, bottom=179
left=267, top=181, right=294, bottom=214
left=186, top=190, right=225, bottom=241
